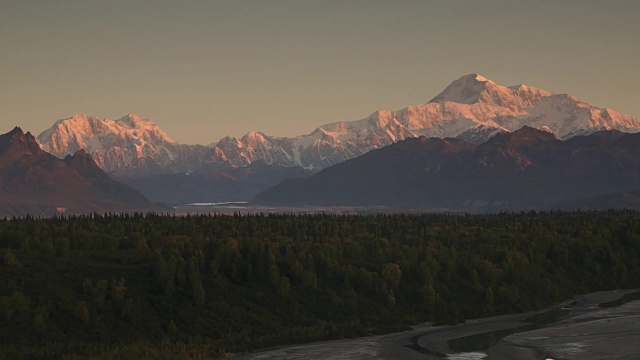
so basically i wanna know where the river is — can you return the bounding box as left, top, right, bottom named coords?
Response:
left=234, top=289, right=640, bottom=359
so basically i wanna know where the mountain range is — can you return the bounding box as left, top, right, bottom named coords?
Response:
left=37, top=74, right=640, bottom=176
left=254, top=127, right=640, bottom=210
left=0, top=127, right=153, bottom=216
left=10, top=73, right=639, bottom=209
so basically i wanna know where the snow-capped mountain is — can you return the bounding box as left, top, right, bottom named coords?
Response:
left=39, top=113, right=217, bottom=176
left=38, top=74, right=640, bottom=174
left=211, top=74, right=640, bottom=169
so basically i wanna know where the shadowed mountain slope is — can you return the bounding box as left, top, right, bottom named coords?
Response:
left=0, top=127, right=151, bottom=216
left=254, top=127, right=640, bottom=210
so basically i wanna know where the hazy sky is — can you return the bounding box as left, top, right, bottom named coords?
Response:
left=1, top=0, right=639, bottom=144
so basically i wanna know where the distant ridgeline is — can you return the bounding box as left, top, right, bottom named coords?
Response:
left=1, top=211, right=640, bottom=358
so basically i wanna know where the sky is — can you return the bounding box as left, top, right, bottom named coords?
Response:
left=1, top=0, right=639, bottom=144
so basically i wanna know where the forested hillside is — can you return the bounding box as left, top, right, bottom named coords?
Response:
left=1, top=211, right=639, bottom=359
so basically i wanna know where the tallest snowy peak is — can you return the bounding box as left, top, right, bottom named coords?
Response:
left=463, top=73, right=490, bottom=83
left=428, top=73, right=557, bottom=112
left=455, top=73, right=492, bottom=84
left=472, top=74, right=488, bottom=82
left=429, top=73, right=500, bottom=105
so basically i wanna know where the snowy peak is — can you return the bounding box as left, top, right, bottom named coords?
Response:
left=39, top=113, right=176, bottom=147
left=242, top=131, right=268, bottom=147
left=470, top=74, right=488, bottom=82
left=429, top=73, right=498, bottom=104
left=109, top=113, right=173, bottom=141
left=213, top=131, right=295, bottom=167
left=39, top=113, right=177, bottom=155
left=37, top=113, right=214, bottom=175
left=429, top=74, right=555, bottom=112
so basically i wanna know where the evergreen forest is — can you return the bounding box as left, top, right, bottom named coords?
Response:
left=1, top=211, right=639, bottom=359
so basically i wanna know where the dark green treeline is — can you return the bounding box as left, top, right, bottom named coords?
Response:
left=1, top=211, right=639, bottom=359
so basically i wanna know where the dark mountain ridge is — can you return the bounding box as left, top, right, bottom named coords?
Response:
left=0, top=127, right=151, bottom=216
left=254, top=127, right=640, bottom=210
